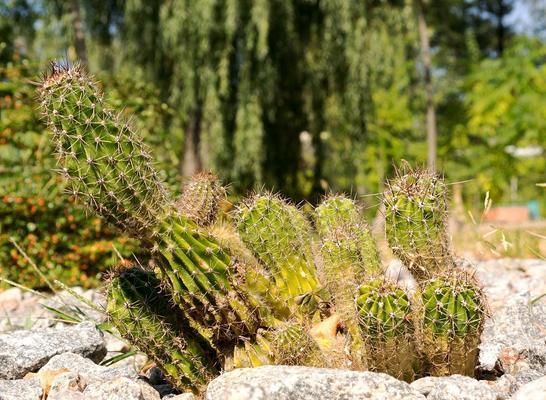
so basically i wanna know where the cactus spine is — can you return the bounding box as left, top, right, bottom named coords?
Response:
left=235, top=194, right=327, bottom=317
left=38, top=64, right=265, bottom=343
left=107, top=267, right=219, bottom=393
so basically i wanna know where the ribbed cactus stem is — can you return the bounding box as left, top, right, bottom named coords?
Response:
left=315, top=195, right=382, bottom=277
left=419, top=270, right=486, bottom=377
left=177, top=172, right=226, bottom=227
left=235, top=194, right=326, bottom=316
left=39, top=63, right=266, bottom=343
left=384, top=166, right=453, bottom=282
left=106, top=267, right=219, bottom=393
left=357, top=278, right=419, bottom=381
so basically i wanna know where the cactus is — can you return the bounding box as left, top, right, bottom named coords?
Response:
left=38, top=63, right=267, bottom=343
left=106, top=266, right=219, bottom=393
left=384, top=165, right=453, bottom=282
left=235, top=193, right=327, bottom=317
left=419, top=270, right=486, bottom=376
left=177, top=172, right=226, bottom=227
left=356, top=278, right=419, bottom=381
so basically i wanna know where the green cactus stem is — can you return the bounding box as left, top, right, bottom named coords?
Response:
left=38, top=63, right=266, bottom=343
left=357, top=278, right=419, bottom=381
left=235, top=193, right=327, bottom=317
left=419, top=270, right=487, bottom=377
left=106, top=266, right=219, bottom=393
left=177, top=172, right=226, bottom=227
left=384, top=165, right=453, bottom=282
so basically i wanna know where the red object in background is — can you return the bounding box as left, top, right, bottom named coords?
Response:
left=483, top=206, right=530, bottom=223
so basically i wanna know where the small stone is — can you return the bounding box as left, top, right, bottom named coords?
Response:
left=47, top=372, right=88, bottom=400
left=83, top=377, right=160, bottom=400
left=0, top=288, right=23, bottom=312
left=165, top=394, right=196, bottom=400
left=410, top=375, right=497, bottom=400
left=206, top=365, right=426, bottom=400
left=512, top=375, right=546, bottom=400
left=0, top=322, right=106, bottom=379
left=0, top=378, right=43, bottom=400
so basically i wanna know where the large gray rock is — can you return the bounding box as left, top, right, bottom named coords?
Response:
left=410, top=375, right=497, bottom=400
left=477, top=292, right=546, bottom=384
left=205, top=366, right=426, bottom=400
left=0, top=322, right=106, bottom=379
left=512, top=375, right=546, bottom=400
left=0, top=378, right=43, bottom=400
left=42, top=353, right=158, bottom=400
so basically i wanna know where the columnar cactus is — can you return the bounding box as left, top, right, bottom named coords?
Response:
left=356, top=278, right=419, bottom=381
left=419, top=271, right=486, bottom=376
left=384, top=165, right=453, bottom=282
left=177, top=172, right=226, bottom=227
left=107, top=266, right=219, bottom=393
left=235, top=194, right=327, bottom=317
left=38, top=63, right=266, bottom=343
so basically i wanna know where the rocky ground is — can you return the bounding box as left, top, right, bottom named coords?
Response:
left=0, top=258, right=544, bottom=400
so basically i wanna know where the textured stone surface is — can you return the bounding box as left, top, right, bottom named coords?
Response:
left=0, top=322, right=106, bottom=379
left=83, top=377, right=160, bottom=400
left=0, top=378, right=43, bottom=400
left=410, top=375, right=497, bottom=400
left=512, top=375, right=546, bottom=400
left=477, top=292, right=546, bottom=384
left=165, top=394, right=196, bottom=400
left=206, top=366, right=426, bottom=400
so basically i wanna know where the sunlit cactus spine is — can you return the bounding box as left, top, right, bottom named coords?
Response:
left=235, top=193, right=327, bottom=318
left=418, top=270, right=486, bottom=376
left=177, top=171, right=226, bottom=227
left=106, top=266, right=220, bottom=393
left=384, top=164, right=452, bottom=282
left=356, top=278, right=419, bottom=381
left=38, top=63, right=266, bottom=343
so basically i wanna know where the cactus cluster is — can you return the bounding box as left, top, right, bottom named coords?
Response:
left=39, top=63, right=488, bottom=394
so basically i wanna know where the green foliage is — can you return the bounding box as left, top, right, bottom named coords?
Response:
left=107, top=266, right=219, bottom=392
left=0, top=59, right=136, bottom=289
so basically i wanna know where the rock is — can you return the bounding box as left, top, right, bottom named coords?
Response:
left=40, top=352, right=138, bottom=382
left=83, top=377, right=160, bottom=400
left=484, top=373, right=519, bottom=400
left=0, top=378, right=43, bottom=400
left=410, top=375, right=497, bottom=400
left=512, top=375, right=546, bottom=400
left=477, top=292, right=546, bottom=383
left=165, top=394, right=196, bottom=400
left=0, top=322, right=106, bottom=379
left=205, top=366, right=426, bottom=400
left=0, top=287, right=23, bottom=312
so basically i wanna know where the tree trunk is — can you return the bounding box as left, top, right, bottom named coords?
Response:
left=180, top=110, right=203, bottom=177
left=70, top=0, right=88, bottom=65
left=414, top=0, right=437, bottom=171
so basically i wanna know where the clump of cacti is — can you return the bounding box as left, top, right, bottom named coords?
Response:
left=39, top=63, right=488, bottom=394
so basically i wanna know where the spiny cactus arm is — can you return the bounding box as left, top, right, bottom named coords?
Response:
left=384, top=165, right=453, bottom=281
left=419, top=270, right=487, bottom=377
left=235, top=193, right=326, bottom=315
left=356, top=278, right=419, bottom=381
left=177, top=172, right=226, bottom=227
left=38, top=62, right=172, bottom=239
left=106, top=267, right=220, bottom=393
